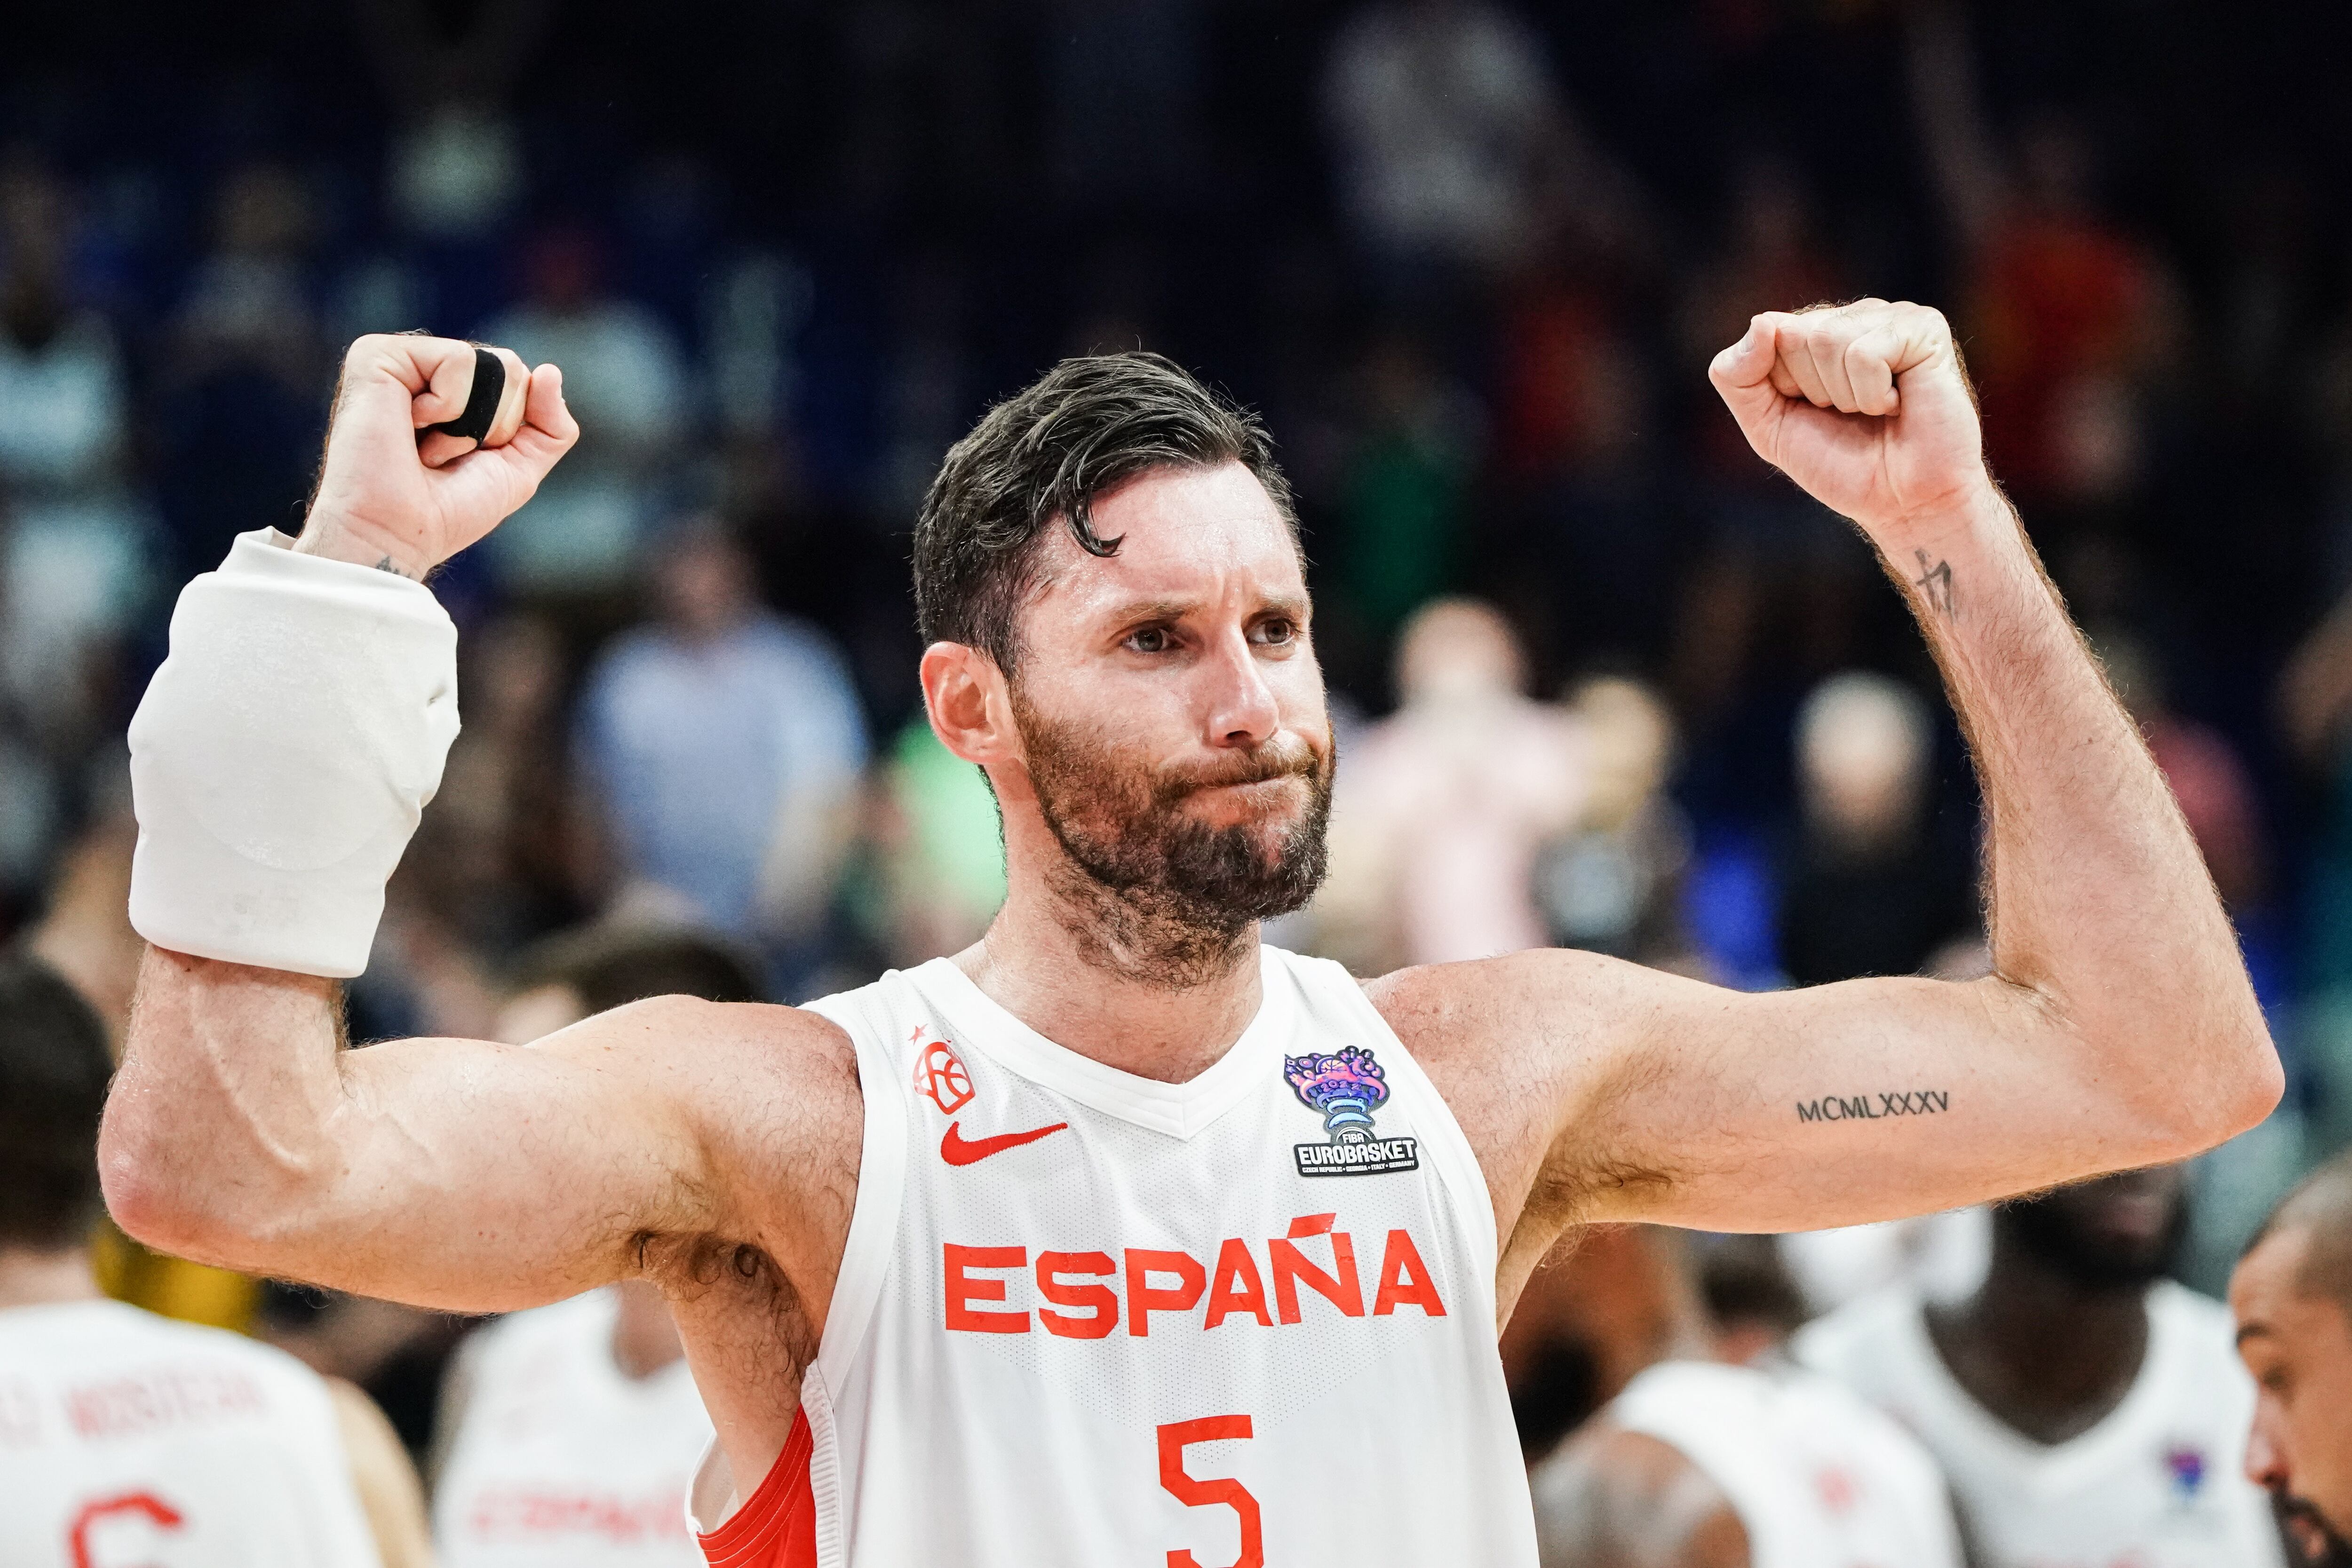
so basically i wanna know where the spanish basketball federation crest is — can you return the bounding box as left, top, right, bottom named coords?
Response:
left=1285, top=1045, right=1420, bottom=1177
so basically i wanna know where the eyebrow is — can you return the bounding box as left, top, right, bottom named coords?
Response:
left=2236, top=1323, right=2273, bottom=1346
left=1105, top=592, right=1310, bottom=626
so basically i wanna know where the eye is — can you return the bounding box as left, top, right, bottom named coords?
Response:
left=1253, top=617, right=1297, bottom=647
left=1124, top=626, right=1175, bottom=655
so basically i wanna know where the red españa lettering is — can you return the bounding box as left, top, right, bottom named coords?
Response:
left=941, top=1222, right=1446, bottom=1335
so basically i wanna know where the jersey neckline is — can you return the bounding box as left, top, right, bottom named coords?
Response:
left=906, top=946, right=1294, bottom=1140
left=1894, top=1278, right=2207, bottom=1488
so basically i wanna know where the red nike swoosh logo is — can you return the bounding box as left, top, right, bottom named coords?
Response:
left=940, top=1120, right=1070, bottom=1166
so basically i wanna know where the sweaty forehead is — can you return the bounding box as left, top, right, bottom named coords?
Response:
left=1030, top=461, right=1304, bottom=618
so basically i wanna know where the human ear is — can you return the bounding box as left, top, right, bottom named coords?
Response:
left=921, top=642, right=1016, bottom=768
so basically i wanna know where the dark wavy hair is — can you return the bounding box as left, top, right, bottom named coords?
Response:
left=912, top=351, right=1297, bottom=674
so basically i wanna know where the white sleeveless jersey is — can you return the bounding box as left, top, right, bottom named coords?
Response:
left=0, top=1299, right=380, bottom=1568
left=435, top=1289, right=712, bottom=1568
left=693, top=945, right=1538, bottom=1568
left=1793, top=1282, right=2285, bottom=1568
left=1534, top=1358, right=1964, bottom=1568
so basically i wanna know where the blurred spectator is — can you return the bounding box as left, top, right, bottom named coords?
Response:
left=1533, top=675, right=1699, bottom=970
left=2232, top=1149, right=2352, bottom=1568
left=1322, top=0, right=1564, bottom=288
left=1777, top=672, right=1974, bottom=989
left=478, top=229, right=688, bottom=593
left=1329, top=329, right=1482, bottom=650
left=1670, top=158, right=1869, bottom=722
left=152, top=161, right=330, bottom=591
left=1313, top=597, right=1585, bottom=972
left=1798, top=1166, right=2287, bottom=1568
left=392, top=612, right=595, bottom=974
left=2103, top=631, right=2267, bottom=910
left=863, top=715, right=1007, bottom=969
left=578, top=520, right=868, bottom=978
left=1907, top=0, right=2169, bottom=506
left=2282, top=584, right=2352, bottom=1169
left=431, top=921, right=754, bottom=1567
left=1528, top=1227, right=1963, bottom=1568
left=2283, top=591, right=2352, bottom=994
left=0, top=953, right=429, bottom=1567
left=0, top=159, right=150, bottom=758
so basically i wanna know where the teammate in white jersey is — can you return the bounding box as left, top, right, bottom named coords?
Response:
left=1531, top=1227, right=1963, bottom=1568
left=437, top=1289, right=713, bottom=1567
left=432, top=922, right=758, bottom=1568
left=1796, top=1164, right=2285, bottom=1568
left=102, top=302, right=2280, bottom=1568
left=0, top=954, right=382, bottom=1568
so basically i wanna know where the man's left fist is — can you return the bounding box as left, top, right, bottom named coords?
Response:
left=1709, top=299, right=1993, bottom=548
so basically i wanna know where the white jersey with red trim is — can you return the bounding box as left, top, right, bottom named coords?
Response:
left=435, top=1288, right=712, bottom=1568
left=693, top=944, right=1538, bottom=1568
left=1793, top=1281, right=2286, bottom=1568
left=0, top=1298, right=380, bottom=1568
left=1537, top=1357, right=1965, bottom=1568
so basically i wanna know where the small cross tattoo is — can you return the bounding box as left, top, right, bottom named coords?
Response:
left=1912, top=549, right=1956, bottom=619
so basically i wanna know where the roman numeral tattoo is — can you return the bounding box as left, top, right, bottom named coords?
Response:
left=1796, top=1090, right=1950, bottom=1124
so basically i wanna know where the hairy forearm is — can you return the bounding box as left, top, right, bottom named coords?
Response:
left=102, top=947, right=355, bottom=1267
left=1903, top=487, right=2275, bottom=1131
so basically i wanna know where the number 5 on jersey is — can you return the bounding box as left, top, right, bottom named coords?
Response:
left=1158, top=1415, right=1264, bottom=1568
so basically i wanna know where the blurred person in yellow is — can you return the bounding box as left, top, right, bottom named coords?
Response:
left=2234, top=1150, right=2352, bottom=1568
left=430, top=921, right=757, bottom=1567
left=0, top=950, right=429, bottom=1567
left=27, top=808, right=262, bottom=1333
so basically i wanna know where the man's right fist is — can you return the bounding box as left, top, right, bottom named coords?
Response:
left=296, top=334, right=580, bottom=581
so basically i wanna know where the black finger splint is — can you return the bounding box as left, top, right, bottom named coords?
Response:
left=425, top=347, right=505, bottom=443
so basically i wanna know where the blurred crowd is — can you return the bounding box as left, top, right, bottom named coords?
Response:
left=8, top=0, right=2352, bottom=1561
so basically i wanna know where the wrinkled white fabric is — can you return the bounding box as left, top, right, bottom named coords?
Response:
left=128, top=527, right=459, bottom=977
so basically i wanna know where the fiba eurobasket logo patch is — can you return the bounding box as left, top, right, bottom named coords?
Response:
left=1285, top=1045, right=1419, bottom=1178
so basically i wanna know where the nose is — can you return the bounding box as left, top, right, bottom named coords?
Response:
left=2245, top=1403, right=2288, bottom=1490
left=1202, top=630, right=1279, bottom=749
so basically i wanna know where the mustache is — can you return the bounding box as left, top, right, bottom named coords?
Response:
left=1152, top=731, right=1327, bottom=803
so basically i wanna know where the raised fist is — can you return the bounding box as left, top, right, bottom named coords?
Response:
left=1708, top=299, right=1993, bottom=548
left=297, top=334, right=580, bottom=580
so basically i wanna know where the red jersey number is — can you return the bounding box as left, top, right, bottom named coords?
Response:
left=1157, top=1416, right=1264, bottom=1568
left=69, top=1491, right=185, bottom=1568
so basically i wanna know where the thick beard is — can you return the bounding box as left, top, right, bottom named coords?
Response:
left=2275, top=1489, right=2352, bottom=1568
left=1012, top=691, right=1334, bottom=989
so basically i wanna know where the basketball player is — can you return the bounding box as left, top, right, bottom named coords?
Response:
left=2233, top=1149, right=2352, bottom=1568
left=101, top=305, right=2280, bottom=1566
left=433, top=924, right=761, bottom=1568
left=1529, top=1227, right=1963, bottom=1568
left=0, top=953, right=383, bottom=1567
left=1796, top=1164, right=2284, bottom=1566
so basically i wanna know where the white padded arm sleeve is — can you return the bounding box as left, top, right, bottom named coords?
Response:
left=127, top=528, right=461, bottom=978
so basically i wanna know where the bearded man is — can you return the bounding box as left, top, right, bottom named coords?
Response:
left=102, top=308, right=2279, bottom=1567
left=2234, top=1151, right=2352, bottom=1568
